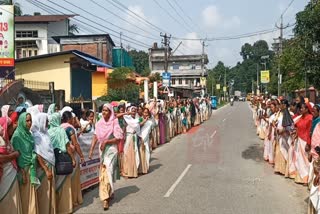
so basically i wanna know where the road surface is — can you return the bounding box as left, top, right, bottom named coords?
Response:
left=76, top=102, right=308, bottom=214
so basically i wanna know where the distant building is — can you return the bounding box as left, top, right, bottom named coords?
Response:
left=15, top=14, right=76, bottom=59
left=15, top=50, right=112, bottom=102
left=52, top=34, right=116, bottom=100
left=149, top=42, right=208, bottom=96
left=53, top=34, right=115, bottom=65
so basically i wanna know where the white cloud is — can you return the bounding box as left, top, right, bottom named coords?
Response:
left=176, top=32, right=202, bottom=55
left=128, top=5, right=147, bottom=21
left=202, top=5, right=221, bottom=29
left=224, top=16, right=241, bottom=29
left=201, top=5, right=241, bottom=30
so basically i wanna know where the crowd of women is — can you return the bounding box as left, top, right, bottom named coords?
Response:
left=0, top=93, right=212, bottom=214
left=252, top=95, right=320, bottom=214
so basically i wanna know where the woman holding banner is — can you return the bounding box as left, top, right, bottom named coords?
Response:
left=89, top=103, right=123, bottom=210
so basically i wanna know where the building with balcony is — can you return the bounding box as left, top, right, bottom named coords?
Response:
left=149, top=43, right=208, bottom=96
left=15, top=14, right=75, bottom=59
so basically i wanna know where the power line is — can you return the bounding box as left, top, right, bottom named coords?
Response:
left=171, top=0, right=203, bottom=35
left=172, top=28, right=278, bottom=41
left=165, top=0, right=194, bottom=32
left=85, top=0, right=159, bottom=40
left=105, top=0, right=169, bottom=34
left=26, top=0, right=150, bottom=50
left=27, top=0, right=97, bottom=35
left=282, top=0, right=296, bottom=17
left=103, top=0, right=193, bottom=54
left=0, top=4, right=62, bottom=38
left=172, top=0, right=196, bottom=25
left=45, top=0, right=151, bottom=48
left=62, top=0, right=159, bottom=41
left=152, top=0, right=191, bottom=33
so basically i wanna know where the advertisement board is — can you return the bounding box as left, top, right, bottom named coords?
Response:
left=200, top=77, right=206, bottom=87
left=0, top=5, right=15, bottom=79
left=260, top=70, right=270, bottom=84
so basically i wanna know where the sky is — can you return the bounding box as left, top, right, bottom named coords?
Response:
left=17, top=0, right=309, bottom=68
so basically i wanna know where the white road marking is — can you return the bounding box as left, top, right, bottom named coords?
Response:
left=210, top=130, right=217, bottom=138
left=164, top=164, right=192, bottom=198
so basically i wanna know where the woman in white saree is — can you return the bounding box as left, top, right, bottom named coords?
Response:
left=139, top=108, right=155, bottom=174
left=263, top=103, right=279, bottom=164
left=122, top=106, right=140, bottom=178
left=32, top=113, right=56, bottom=214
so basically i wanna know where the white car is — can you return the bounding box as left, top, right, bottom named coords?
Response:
left=239, top=97, right=245, bottom=102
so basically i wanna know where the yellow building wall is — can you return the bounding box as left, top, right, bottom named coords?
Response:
left=92, top=72, right=107, bottom=100
left=15, top=54, right=73, bottom=101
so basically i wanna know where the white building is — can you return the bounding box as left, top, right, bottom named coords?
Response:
left=149, top=43, right=208, bottom=96
left=15, top=14, right=75, bottom=59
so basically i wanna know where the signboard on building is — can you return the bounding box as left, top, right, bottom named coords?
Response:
left=223, top=86, right=227, bottom=92
left=200, top=77, right=206, bottom=87
left=216, top=84, right=220, bottom=90
left=260, top=70, right=270, bottom=84
left=162, top=72, right=171, bottom=87
left=0, top=5, right=14, bottom=79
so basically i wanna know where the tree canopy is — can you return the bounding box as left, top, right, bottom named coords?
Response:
left=128, top=50, right=150, bottom=76
left=98, top=67, right=140, bottom=103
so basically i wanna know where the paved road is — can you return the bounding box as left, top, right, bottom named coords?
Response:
left=76, top=102, right=308, bottom=214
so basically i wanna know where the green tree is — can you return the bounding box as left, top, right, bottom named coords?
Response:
left=0, top=0, right=22, bottom=16
left=293, top=1, right=320, bottom=89
left=128, top=50, right=149, bottom=76
left=228, top=40, right=274, bottom=94
left=68, top=23, right=79, bottom=36
left=98, top=67, right=140, bottom=103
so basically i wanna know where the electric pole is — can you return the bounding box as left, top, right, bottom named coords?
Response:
left=275, top=15, right=289, bottom=97
left=160, top=33, right=171, bottom=100
left=120, top=32, right=123, bottom=67
left=256, top=64, right=259, bottom=96
left=160, top=33, right=171, bottom=73
left=224, top=68, right=226, bottom=100
left=201, top=40, right=207, bottom=97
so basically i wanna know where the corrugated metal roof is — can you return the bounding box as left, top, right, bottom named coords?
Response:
left=15, top=15, right=76, bottom=23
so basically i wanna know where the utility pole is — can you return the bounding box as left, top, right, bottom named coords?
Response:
left=201, top=40, right=207, bottom=97
left=160, top=33, right=171, bottom=99
left=275, top=15, right=289, bottom=97
left=120, top=32, right=123, bottom=67
left=224, top=68, right=226, bottom=100
left=256, top=64, right=259, bottom=96
left=160, top=33, right=171, bottom=73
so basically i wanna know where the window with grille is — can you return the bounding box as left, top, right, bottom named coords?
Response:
left=171, top=79, right=176, bottom=85
left=16, top=31, right=38, bottom=38
left=16, top=41, right=37, bottom=48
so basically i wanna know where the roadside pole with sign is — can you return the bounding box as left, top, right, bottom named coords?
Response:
left=162, top=72, right=171, bottom=99
left=0, top=5, right=15, bottom=80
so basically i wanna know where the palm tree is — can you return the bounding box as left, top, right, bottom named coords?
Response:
left=68, top=23, right=79, bottom=36
left=0, top=0, right=23, bottom=16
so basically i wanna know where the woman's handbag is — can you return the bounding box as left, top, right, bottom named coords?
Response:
left=54, top=148, right=73, bottom=175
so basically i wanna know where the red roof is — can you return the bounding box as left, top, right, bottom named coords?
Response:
left=15, top=15, right=76, bottom=23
